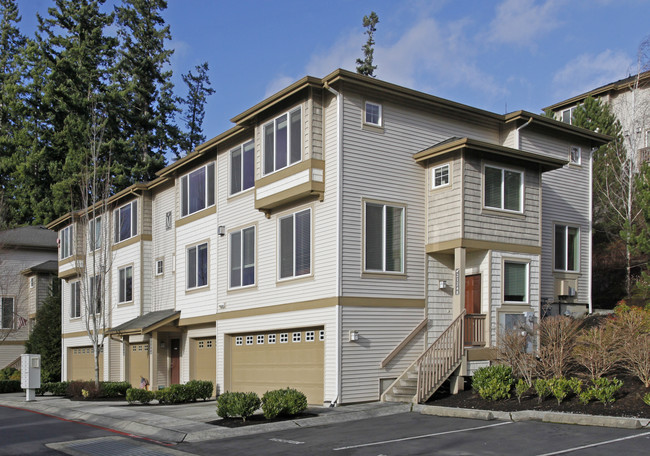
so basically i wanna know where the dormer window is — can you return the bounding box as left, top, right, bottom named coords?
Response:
left=364, top=101, right=382, bottom=126
left=114, top=200, right=138, bottom=243
left=181, top=163, right=215, bottom=217
left=263, top=107, right=302, bottom=175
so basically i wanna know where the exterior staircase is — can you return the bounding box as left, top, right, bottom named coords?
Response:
left=381, top=310, right=466, bottom=404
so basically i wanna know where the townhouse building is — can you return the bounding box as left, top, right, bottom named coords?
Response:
left=48, top=69, right=608, bottom=404
left=0, top=226, right=58, bottom=369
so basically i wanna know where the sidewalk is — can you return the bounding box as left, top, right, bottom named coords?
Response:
left=0, top=392, right=412, bottom=443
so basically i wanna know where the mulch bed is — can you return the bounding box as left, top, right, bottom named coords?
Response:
left=207, top=412, right=318, bottom=428
left=427, top=375, right=650, bottom=419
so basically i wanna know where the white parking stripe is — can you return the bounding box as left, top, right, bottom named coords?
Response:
left=535, top=431, right=650, bottom=456
left=332, top=421, right=514, bottom=451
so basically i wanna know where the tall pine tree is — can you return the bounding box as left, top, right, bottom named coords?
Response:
left=179, top=61, right=214, bottom=156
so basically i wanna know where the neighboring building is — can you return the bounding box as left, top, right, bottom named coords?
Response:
left=0, top=226, right=58, bottom=369
left=48, top=69, right=608, bottom=404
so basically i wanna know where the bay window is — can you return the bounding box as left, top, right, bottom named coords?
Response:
left=181, top=163, right=215, bottom=217
left=484, top=165, right=522, bottom=212
left=263, top=107, right=302, bottom=175
left=60, top=225, right=72, bottom=259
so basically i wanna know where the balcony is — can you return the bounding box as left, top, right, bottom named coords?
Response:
left=463, top=313, right=486, bottom=347
left=254, top=159, right=324, bottom=214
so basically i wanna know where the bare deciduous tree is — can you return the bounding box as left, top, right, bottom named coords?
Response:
left=572, top=320, right=621, bottom=380
left=536, top=316, right=581, bottom=379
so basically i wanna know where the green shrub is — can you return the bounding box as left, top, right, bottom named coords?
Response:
left=217, top=392, right=261, bottom=421
left=548, top=377, right=571, bottom=405
left=38, top=381, right=69, bottom=396
left=126, top=388, right=155, bottom=404
left=643, top=392, right=650, bottom=406
left=589, top=377, right=623, bottom=406
left=9, top=371, right=20, bottom=381
left=101, top=382, right=131, bottom=398
left=261, top=388, right=308, bottom=419
left=568, top=377, right=582, bottom=396
left=534, top=379, right=551, bottom=404
left=0, top=367, right=18, bottom=380
left=185, top=380, right=213, bottom=401
left=154, top=388, right=168, bottom=404
left=0, top=380, right=21, bottom=393
left=578, top=389, right=593, bottom=405
left=472, top=365, right=514, bottom=401
left=514, top=379, right=529, bottom=404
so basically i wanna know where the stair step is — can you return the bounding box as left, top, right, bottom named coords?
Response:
left=392, top=386, right=416, bottom=395
left=383, top=393, right=415, bottom=403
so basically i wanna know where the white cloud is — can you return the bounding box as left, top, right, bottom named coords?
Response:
left=486, top=0, right=562, bottom=48
left=264, top=75, right=299, bottom=99
left=552, top=49, right=634, bottom=100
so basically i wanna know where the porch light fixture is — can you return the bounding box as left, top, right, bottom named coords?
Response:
left=439, top=280, right=447, bottom=290
left=349, top=330, right=359, bottom=342
left=218, top=225, right=226, bottom=236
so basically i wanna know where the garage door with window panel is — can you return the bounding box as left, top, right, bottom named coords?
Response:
left=67, top=346, right=104, bottom=381
left=190, top=337, right=216, bottom=396
left=230, top=326, right=324, bottom=404
left=128, top=343, right=150, bottom=388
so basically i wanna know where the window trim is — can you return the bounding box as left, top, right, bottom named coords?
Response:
left=114, top=200, right=138, bottom=244
left=502, top=259, right=530, bottom=304
left=180, top=162, right=216, bottom=218
left=262, top=106, right=302, bottom=176
left=432, top=163, right=451, bottom=189
left=278, top=208, right=312, bottom=281
left=554, top=224, right=580, bottom=273
left=363, top=200, right=405, bottom=274
left=118, top=265, right=134, bottom=304
left=89, top=216, right=102, bottom=251
left=560, top=106, right=576, bottom=125
left=60, top=225, right=72, bottom=260
left=155, top=258, right=164, bottom=276
left=569, top=146, right=582, bottom=166
left=229, top=140, right=255, bottom=196
left=186, top=241, right=209, bottom=290
left=228, top=225, right=256, bottom=290
left=483, top=164, right=524, bottom=213
left=70, top=281, right=81, bottom=319
left=364, top=101, right=383, bottom=127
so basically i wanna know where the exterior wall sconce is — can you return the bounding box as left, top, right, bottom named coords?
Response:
left=219, top=302, right=226, bottom=309
left=439, top=280, right=447, bottom=290
left=218, top=225, right=226, bottom=236
left=349, top=330, right=359, bottom=342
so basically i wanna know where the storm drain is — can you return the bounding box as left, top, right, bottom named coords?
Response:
left=46, top=436, right=193, bottom=456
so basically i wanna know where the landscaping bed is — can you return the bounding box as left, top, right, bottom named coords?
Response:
left=428, top=375, right=650, bottom=419
left=207, top=412, right=318, bottom=428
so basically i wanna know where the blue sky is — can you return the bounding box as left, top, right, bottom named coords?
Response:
left=17, top=0, right=650, bottom=142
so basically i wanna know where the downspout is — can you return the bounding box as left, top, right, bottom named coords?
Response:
left=588, top=148, right=594, bottom=313
left=324, top=80, right=342, bottom=407
left=515, top=117, right=534, bottom=150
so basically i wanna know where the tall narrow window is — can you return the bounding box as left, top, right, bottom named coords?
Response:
left=60, top=225, right=72, bottom=259
left=263, top=107, right=302, bottom=175
left=118, top=266, right=133, bottom=303
left=70, top=282, right=81, bottom=318
left=89, top=275, right=101, bottom=314
left=181, top=163, right=215, bottom=217
left=484, top=165, right=522, bottom=212
left=230, top=226, right=255, bottom=288
left=188, top=243, right=208, bottom=289
left=279, top=209, right=311, bottom=279
left=114, top=200, right=138, bottom=243
left=230, top=140, right=255, bottom=195
left=365, top=202, right=404, bottom=273
left=504, top=261, right=528, bottom=303
left=554, top=225, right=579, bottom=272
left=89, top=216, right=102, bottom=250
left=1, top=297, right=14, bottom=329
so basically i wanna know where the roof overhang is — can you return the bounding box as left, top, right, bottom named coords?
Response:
left=413, top=137, right=568, bottom=172
left=504, top=111, right=611, bottom=145
left=106, top=310, right=181, bottom=337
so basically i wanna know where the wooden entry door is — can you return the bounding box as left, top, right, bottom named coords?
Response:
left=465, top=274, right=481, bottom=314
left=464, top=274, right=485, bottom=346
left=170, top=338, right=180, bottom=384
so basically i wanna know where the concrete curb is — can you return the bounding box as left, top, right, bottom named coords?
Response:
left=419, top=404, right=650, bottom=430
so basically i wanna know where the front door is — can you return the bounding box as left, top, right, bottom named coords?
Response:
left=464, top=274, right=483, bottom=346
left=170, top=338, right=180, bottom=384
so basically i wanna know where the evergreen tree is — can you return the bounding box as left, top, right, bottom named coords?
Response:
left=179, top=61, right=215, bottom=156
left=114, top=0, right=178, bottom=183
left=356, top=11, right=379, bottom=77
left=25, top=279, right=61, bottom=383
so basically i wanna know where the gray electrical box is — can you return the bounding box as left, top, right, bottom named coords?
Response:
left=21, top=354, right=41, bottom=401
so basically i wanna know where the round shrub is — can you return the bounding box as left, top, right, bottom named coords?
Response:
left=217, top=392, right=260, bottom=421
left=126, top=387, right=155, bottom=404
left=261, top=388, right=308, bottom=419
left=472, top=365, right=514, bottom=401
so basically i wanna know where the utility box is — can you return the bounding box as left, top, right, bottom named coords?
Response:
left=21, top=354, right=41, bottom=401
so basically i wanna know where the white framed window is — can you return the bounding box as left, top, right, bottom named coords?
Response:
left=561, top=106, right=576, bottom=124
left=235, top=336, right=243, bottom=346
left=280, top=333, right=288, bottom=343
left=89, top=275, right=101, bottom=314
left=432, top=164, right=450, bottom=189
left=364, top=101, right=382, bottom=126
left=279, top=209, right=311, bottom=279
left=70, top=281, right=81, bottom=318
left=181, top=162, right=215, bottom=217
left=257, top=335, right=264, bottom=344
left=554, top=225, right=579, bottom=272
left=114, top=200, right=138, bottom=243
left=89, top=216, right=102, bottom=250
left=29, top=277, right=35, bottom=289
left=263, top=107, right=302, bottom=175
left=292, top=332, right=301, bottom=342
left=156, top=259, right=164, bottom=276
left=229, top=226, right=255, bottom=288
left=187, top=242, right=208, bottom=289
left=230, top=140, right=255, bottom=195
left=305, top=331, right=315, bottom=342
left=268, top=334, right=276, bottom=344
left=364, top=202, right=404, bottom=273
left=484, top=165, right=523, bottom=212
left=1, top=297, right=14, bottom=329
left=569, top=146, right=581, bottom=165
left=118, top=266, right=133, bottom=303
left=246, top=335, right=253, bottom=345
left=503, top=261, right=528, bottom=303
left=319, top=330, right=325, bottom=341
left=60, top=225, right=72, bottom=259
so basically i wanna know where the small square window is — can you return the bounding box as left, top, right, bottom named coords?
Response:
left=292, top=332, right=301, bottom=342
left=246, top=335, right=253, bottom=345
left=280, top=333, right=288, bottom=343
left=305, top=331, right=315, bottom=342
left=257, top=335, right=264, bottom=344
left=235, top=336, right=243, bottom=346
left=570, top=146, right=581, bottom=165
left=432, top=164, right=450, bottom=188
left=319, top=330, right=325, bottom=341
left=198, top=341, right=204, bottom=349
left=365, top=101, right=382, bottom=126
left=268, top=334, right=276, bottom=344
left=207, top=340, right=213, bottom=348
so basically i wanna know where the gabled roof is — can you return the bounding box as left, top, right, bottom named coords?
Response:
left=21, top=260, right=58, bottom=276
left=106, top=309, right=180, bottom=336
left=0, top=226, right=57, bottom=250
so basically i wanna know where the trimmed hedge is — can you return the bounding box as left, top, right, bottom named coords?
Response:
left=155, top=381, right=214, bottom=404
left=38, top=381, right=69, bottom=396
left=126, top=388, right=155, bottom=404
left=185, top=380, right=213, bottom=401
left=217, top=392, right=261, bottom=421
left=0, top=380, right=21, bottom=394
left=261, top=388, right=308, bottom=419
